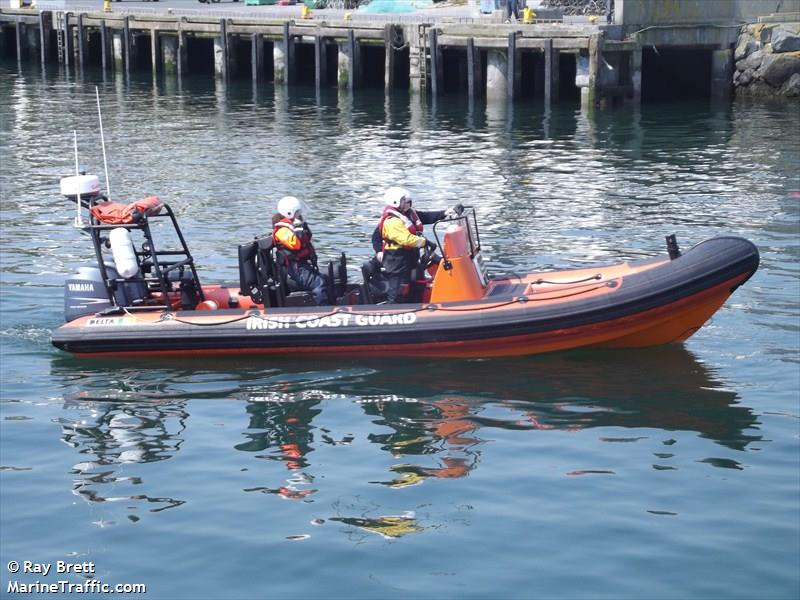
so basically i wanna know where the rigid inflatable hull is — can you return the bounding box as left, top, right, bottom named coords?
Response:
left=51, top=237, right=759, bottom=358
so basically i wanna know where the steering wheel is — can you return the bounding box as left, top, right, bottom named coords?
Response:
left=419, top=242, right=439, bottom=271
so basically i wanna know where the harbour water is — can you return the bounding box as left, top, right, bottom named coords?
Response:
left=1, top=61, right=798, bottom=599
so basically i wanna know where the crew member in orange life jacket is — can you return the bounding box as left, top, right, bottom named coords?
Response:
left=376, top=187, right=462, bottom=304
left=272, top=196, right=330, bottom=305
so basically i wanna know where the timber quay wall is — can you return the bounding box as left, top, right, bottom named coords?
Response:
left=0, top=6, right=634, bottom=108
left=2, top=3, right=794, bottom=106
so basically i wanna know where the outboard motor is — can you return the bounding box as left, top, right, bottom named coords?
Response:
left=64, top=264, right=148, bottom=322
left=64, top=266, right=110, bottom=321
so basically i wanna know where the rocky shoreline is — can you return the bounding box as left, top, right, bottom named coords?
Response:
left=734, top=22, right=800, bottom=98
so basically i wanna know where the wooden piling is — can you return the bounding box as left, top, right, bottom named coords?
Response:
left=63, top=12, right=70, bottom=69
left=151, top=28, right=159, bottom=77
left=284, top=21, right=292, bottom=86
left=177, top=29, right=187, bottom=79
left=630, top=43, right=642, bottom=105
left=217, top=19, right=228, bottom=81
left=551, top=43, right=560, bottom=103
left=347, top=28, right=356, bottom=92
left=123, top=16, right=131, bottom=80
left=314, top=35, right=321, bottom=88
left=252, top=33, right=263, bottom=84
left=507, top=32, right=516, bottom=100
left=77, top=13, right=85, bottom=71
left=279, top=21, right=293, bottom=86
left=39, top=11, right=50, bottom=65
left=544, top=38, right=552, bottom=105
left=467, top=37, right=478, bottom=101
left=429, top=27, right=439, bottom=97
left=384, top=24, right=394, bottom=93
left=314, top=34, right=327, bottom=88
left=14, top=18, right=22, bottom=62
left=100, top=21, right=108, bottom=72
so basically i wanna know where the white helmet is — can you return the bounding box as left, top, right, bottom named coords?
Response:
left=277, top=196, right=302, bottom=219
left=384, top=186, right=412, bottom=209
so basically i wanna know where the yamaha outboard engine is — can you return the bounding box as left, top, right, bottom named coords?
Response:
left=65, top=266, right=116, bottom=322
left=64, top=264, right=148, bottom=322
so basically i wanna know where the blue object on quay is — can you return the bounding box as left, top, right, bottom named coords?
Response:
left=359, top=0, right=434, bottom=14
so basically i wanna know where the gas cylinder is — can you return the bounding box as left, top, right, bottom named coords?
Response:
left=109, top=227, right=140, bottom=279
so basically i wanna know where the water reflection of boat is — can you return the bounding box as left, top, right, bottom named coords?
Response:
left=234, top=400, right=321, bottom=469
left=236, top=399, right=322, bottom=499
left=365, top=397, right=483, bottom=486
left=347, top=348, right=759, bottom=490
left=58, top=399, right=189, bottom=514
left=352, top=346, right=761, bottom=452
left=53, top=346, right=760, bottom=451
left=49, top=345, right=759, bottom=523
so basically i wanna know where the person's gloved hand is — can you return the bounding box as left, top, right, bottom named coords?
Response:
left=444, top=203, right=464, bottom=218
left=293, top=219, right=306, bottom=237
left=426, top=239, right=438, bottom=252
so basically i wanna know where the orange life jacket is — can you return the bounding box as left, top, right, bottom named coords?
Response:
left=273, top=218, right=314, bottom=262
left=90, top=196, right=164, bottom=225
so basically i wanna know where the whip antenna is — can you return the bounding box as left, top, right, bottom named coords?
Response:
left=73, top=130, right=84, bottom=228
left=95, top=86, right=111, bottom=199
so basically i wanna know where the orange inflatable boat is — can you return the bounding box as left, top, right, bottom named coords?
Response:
left=51, top=175, right=759, bottom=358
